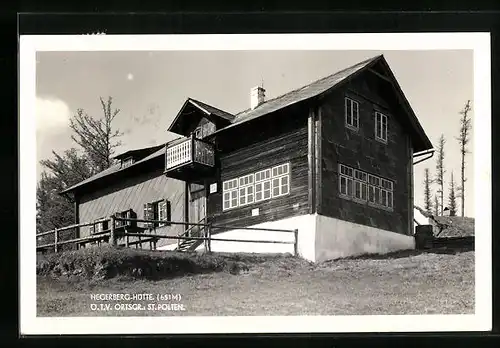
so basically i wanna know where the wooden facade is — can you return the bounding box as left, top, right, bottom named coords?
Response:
left=207, top=104, right=310, bottom=227
left=77, top=164, right=185, bottom=248
left=318, top=72, right=412, bottom=235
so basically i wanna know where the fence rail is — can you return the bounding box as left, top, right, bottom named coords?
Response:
left=36, top=216, right=299, bottom=256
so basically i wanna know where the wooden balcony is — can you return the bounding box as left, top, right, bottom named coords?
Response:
left=164, top=136, right=215, bottom=183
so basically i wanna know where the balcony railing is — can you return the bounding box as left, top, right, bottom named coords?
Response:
left=165, top=137, right=215, bottom=171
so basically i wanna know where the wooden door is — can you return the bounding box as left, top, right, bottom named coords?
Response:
left=189, top=184, right=206, bottom=237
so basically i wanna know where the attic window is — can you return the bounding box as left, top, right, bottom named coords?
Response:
left=122, top=157, right=134, bottom=168
left=345, top=97, right=359, bottom=130
left=375, top=111, right=388, bottom=143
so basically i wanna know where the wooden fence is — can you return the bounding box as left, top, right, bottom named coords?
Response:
left=36, top=216, right=299, bottom=256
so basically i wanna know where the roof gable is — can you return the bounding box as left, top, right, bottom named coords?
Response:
left=167, top=98, right=235, bottom=136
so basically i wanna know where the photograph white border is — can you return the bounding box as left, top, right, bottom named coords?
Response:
left=20, top=32, right=491, bottom=335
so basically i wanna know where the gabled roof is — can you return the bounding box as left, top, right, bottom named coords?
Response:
left=227, top=55, right=381, bottom=131
left=113, top=144, right=165, bottom=161
left=60, top=144, right=166, bottom=195
left=167, top=98, right=235, bottom=135
left=207, top=54, right=432, bottom=152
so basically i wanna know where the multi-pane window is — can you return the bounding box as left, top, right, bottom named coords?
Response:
left=222, top=162, right=290, bottom=211
left=255, top=168, right=272, bottom=202
left=375, top=111, right=388, bottom=142
left=345, top=97, right=359, bottom=130
left=354, top=170, right=368, bottom=201
left=223, top=179, right=239, bottom=210
left=339, top=163, right=394, bottom=209
left=271, top=163, right=290, bottom=198
left=239, top=174, right=255, bottom=206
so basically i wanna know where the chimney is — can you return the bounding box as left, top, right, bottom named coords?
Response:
left=250, top=86, right=266, bottom=110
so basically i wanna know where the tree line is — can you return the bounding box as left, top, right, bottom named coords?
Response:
left=422, top=100, right=472, bottom=217
left=36, top=97, right=123, bottom=234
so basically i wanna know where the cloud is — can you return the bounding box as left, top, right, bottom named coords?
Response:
left=36, top=97, right=72, bottom=132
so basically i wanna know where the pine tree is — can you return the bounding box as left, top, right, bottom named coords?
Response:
left=423, top=168, right=432, bottom=215
left=448, top=172, right=457, bottom=216
left=456, top=100, right=472, bottom=217
left=435, top=134, right=446, bottom=215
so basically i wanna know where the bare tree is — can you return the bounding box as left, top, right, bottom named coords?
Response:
left=456, top=100, right=472, bottom=217
left=433, top=194, right=439, bottom=216
left=70, top=96, right=123, bottom=174
left=448, top=171, right=457, bottom=217
left=435, top=134, right=446, bottom=215
left=423, top=168, right=432, bottom=215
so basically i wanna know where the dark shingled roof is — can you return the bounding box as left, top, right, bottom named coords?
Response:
left=187, top=98, right=235, bottom=122
left=224, top=55, right=380, bottom=132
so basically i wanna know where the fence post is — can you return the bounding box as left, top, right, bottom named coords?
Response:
left=294, top=229, right=298, bottom=257
left=54, top=228, right=58, bottom=253
left=110, top=215, right=116, bottom=247
left=207, top=223, right=212, bottom=253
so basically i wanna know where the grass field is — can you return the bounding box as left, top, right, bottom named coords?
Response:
left=37, top=248, right=474, bottom=316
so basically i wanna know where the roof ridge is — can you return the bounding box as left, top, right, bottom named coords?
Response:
left=188, top=97, right=235, bottom=118
left=234, top=54, right=383, bottom=118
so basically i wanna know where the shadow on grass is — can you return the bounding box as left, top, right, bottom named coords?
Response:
left=341, top=244, right=475, bottom=261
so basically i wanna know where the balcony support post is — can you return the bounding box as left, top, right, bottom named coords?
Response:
left=190, top=133, right=195, bottom=164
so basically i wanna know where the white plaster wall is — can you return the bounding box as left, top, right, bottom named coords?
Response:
left=194, top=214, right=317, bottom=262
left=315, top=215, right=415, bottom=262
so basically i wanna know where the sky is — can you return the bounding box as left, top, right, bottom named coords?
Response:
left=36, top=50, right=474, bottom=217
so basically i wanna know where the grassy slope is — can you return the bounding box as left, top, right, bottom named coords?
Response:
left=37, top=249, right=474, bottom=316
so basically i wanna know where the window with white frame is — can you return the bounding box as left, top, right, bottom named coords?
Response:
left=222, top=162, right=290, bottom=211
left=375, top=111, right=388, bottom=142
left=255, top=168, right=272, bottom=202
left=345, top=97, right=359, bottom=130
left=271, top=163, right=290, bottom=198
left=239, top=174, right=254, bottom=206
left=339, top=163, right=394, bottom=209
left=354, top=170, right=368, bottom=201
left=223, top=179, right=239, bottom=210
left=339, top=164, right=353, bottom=197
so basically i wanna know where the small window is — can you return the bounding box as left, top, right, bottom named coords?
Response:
left=345, top=97, right=359, bottom=130
left=122, top=157, right=134, bottom=168
left=239, top=174, right=254, bottom=187
left=340, top=164, right=353, bottom=177
left=354, top=170, right=367, bottom=182
left=157, top=200, right=171, bottom=227
left=194, top=127, right=202, bottom=138
left=143, top=200, right=171, bottom=228
left=255, top=168, right=271, bottom=182
left=375, top=112, right=388, bottom=142
left=272, top=163, right=289, bottom=177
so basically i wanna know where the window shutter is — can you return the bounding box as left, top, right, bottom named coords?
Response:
left=130, top=210, right=137, bottom=228
left=143, top=203, right=154, bottom=228
left=166, top=200, right=172, bottom=226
